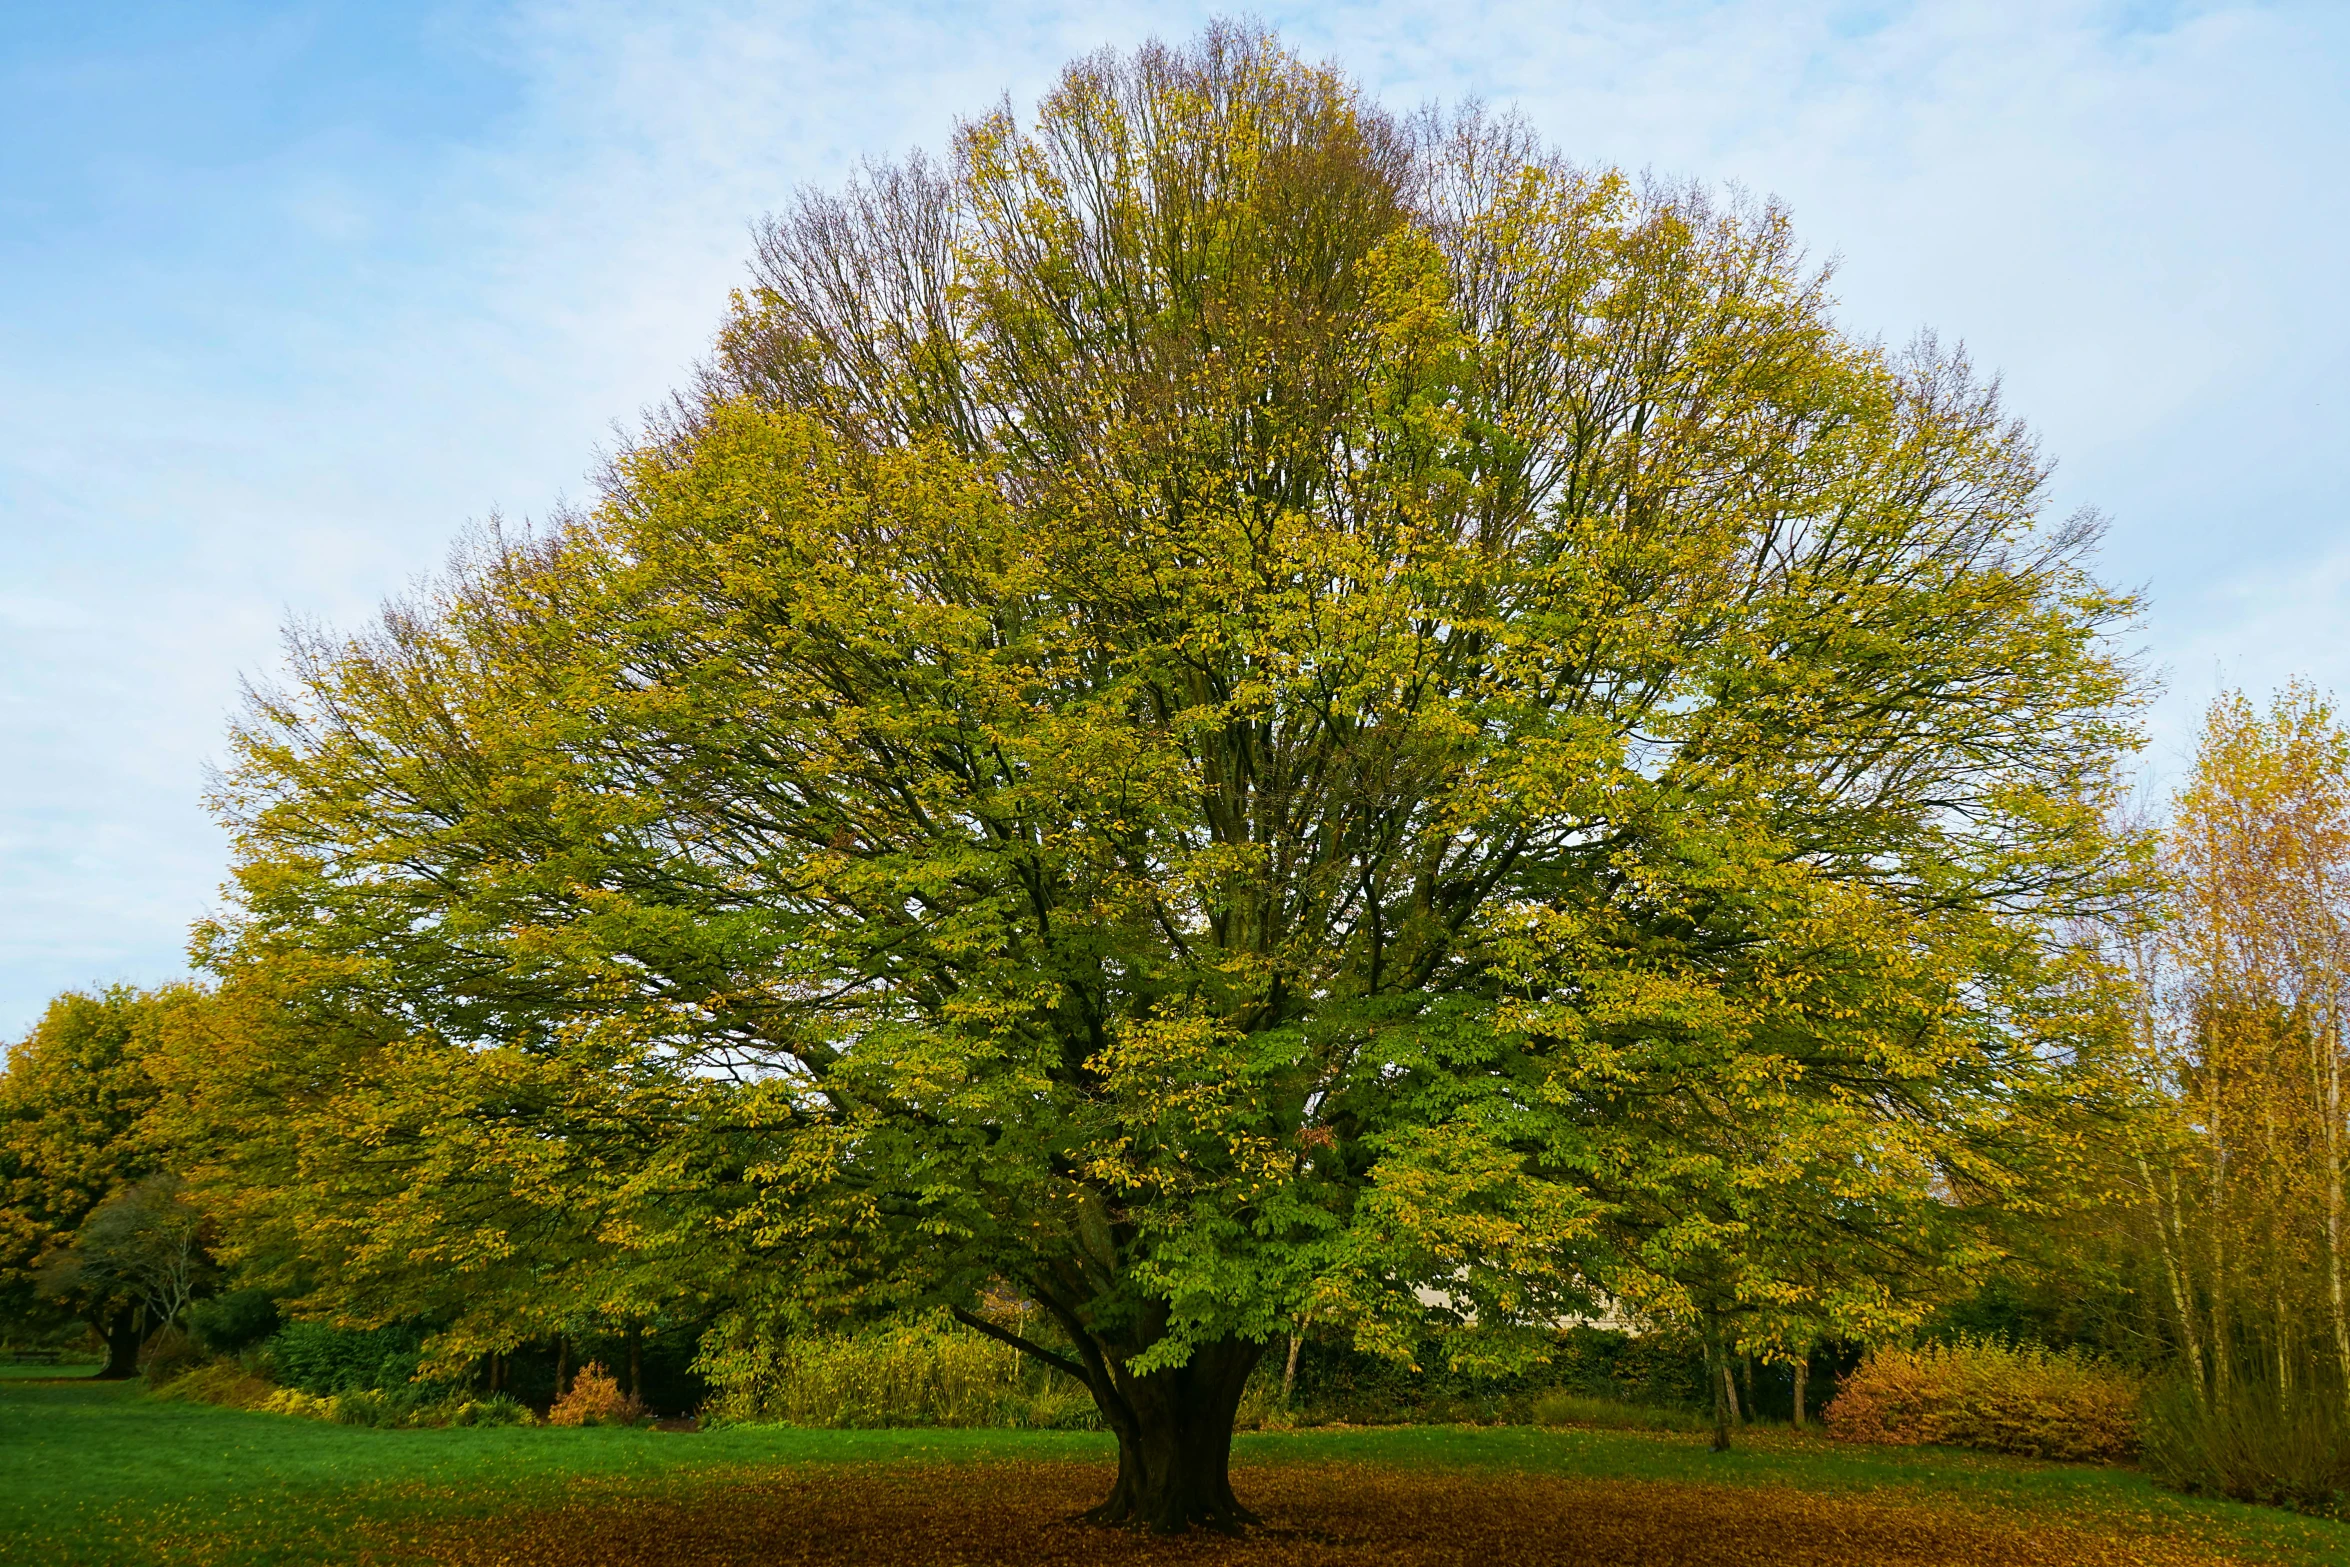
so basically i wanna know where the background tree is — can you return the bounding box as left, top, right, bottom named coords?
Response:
left=0, top=987, right=188, bottom=1375
left=207, top=26, right=2140, bottom=1528
left=38, top=1177, right=211, bottom=1343
left=2129, top=685, right=2350, bottom=1412
left=145, top=959, right=725, bottom=1393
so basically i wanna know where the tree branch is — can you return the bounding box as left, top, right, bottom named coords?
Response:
left=948, top=1306, right=1090, bottom=1385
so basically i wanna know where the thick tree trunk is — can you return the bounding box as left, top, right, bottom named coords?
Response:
left=1084, top=1336, right=1265, bottom=1533
left=1792, top=1357, right=1808, bottom=1429
left=627, top=1323, right=644, bottom=1401
left=94, top=1304, right=143, bottom=1380
left=955, top=1296, right=1265, bottom=1533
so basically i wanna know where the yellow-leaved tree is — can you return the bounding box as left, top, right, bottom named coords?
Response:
left=2133, top=685, right=2350, bottom=1414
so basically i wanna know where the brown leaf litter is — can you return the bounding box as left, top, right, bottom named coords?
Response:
left=400, top=1459, right=2260, bottom=1567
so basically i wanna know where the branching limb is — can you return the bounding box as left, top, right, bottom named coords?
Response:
left=948, top=1305, right=1090, bottom=1384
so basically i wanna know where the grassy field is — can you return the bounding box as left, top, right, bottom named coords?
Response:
left=7, top=1370, right=2350, bottom=1565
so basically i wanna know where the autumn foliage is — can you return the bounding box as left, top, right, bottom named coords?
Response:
left=1825, top=1339, right=2141, bottom=1462
left=546, top=1361, right=645, bottom=1427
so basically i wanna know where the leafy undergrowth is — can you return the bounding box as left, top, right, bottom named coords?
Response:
left=2144, top=1378, right=2350, bottom=1519
left=1827, top=1339, right=2142, bottom=1462
left=400, top=1461, right=2244, bottom=1567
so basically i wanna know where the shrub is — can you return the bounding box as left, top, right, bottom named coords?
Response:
left=330, top=1386, right=447, bottom=1427
left=149, top=1340, right=534, bottom=1430
left=1824, top=1338, right=2139, bottom=1462
left=266, top=1321, right=423, bottom=1395
left=547, top=1362, right=646, bottom=1427
left=448, top=1393, right=535, bottom=1428
left=2141, top=1377, right=2350, bottom=1518
left=139, top=1327, right=205, bottom=1386
left=187, top=1289, right=283, bottom=1357
left=259, top=1387, right=340, bottom=1420
left=1228, top=1326, right=1715, bottom=1431
left=241, top=1380, right=526, bottom=1429
left=708, top=1317, right=1711, bottom=1434
left=702, top=1316, right=1098, bottom=1430
left=151, top=1361, right=277, bottom=1410
left=1546, top=1326, right=1714, bottom=1412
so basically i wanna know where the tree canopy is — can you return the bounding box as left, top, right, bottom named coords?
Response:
left=0, top=986, right=190, bottom=1374
left=195, top=25, right=2140, bottom=1529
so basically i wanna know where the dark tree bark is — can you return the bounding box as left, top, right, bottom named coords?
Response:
left=555, top=1334, right=570, bottom=1399
left=1084, top=1336, right=1266, bottom=1533
left=627, top=1322, right=644, bottom=1401
left=94, top=1304, right=143, bottom=1380
left=1793, top=1357, right=1808, bottom=1428
left=1705, top=1315, right=1735, bottom=1452
left=952, top=1305, right=1265, bottom=1532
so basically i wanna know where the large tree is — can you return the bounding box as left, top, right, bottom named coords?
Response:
left=207, top=27, right=2140, bottom=1527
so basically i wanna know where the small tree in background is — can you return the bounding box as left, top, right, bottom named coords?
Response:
left=0, top=987, right=192, bottom=1375
left=37, top=1177, right=211, bottom=1344
left=2132, top=685, right=2350, bottom=1411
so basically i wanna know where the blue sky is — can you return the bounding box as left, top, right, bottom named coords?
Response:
left=3, top=0, right=2345, bottom=1037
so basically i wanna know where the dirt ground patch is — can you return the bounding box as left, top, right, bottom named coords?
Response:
left=404, top=1460, right=2253, bottom=1567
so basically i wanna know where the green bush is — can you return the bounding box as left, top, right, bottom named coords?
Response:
left=447, top=1393, right=534, bottom=1428
left=187, top=1289, right=282, bottom=1357
left=701, top=1315, right=1099, bottom=1429
left=1824, top=1337, right=2139, bottom=1462
left=1235, top=1326, right=1712, bottom=1430
left=330, top=1387, right=427, bottom=1427
left=266, top=1321, right=424, bottom=1395
left=709, top=1317, right=1716, bottom=1434
left=153, top=1346, right=532, bottom=1430
left=2142, top=1377, right=2350, bottom=1518
left=330, top=1385, right=502, bottom=1429
left=1545, top=1326, right=1713, bottom=1411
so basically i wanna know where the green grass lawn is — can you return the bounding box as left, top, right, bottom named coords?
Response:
left=6, top=1374, right=2349, bottom=1566
left=0, top=1360, right=102, bottom=1379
